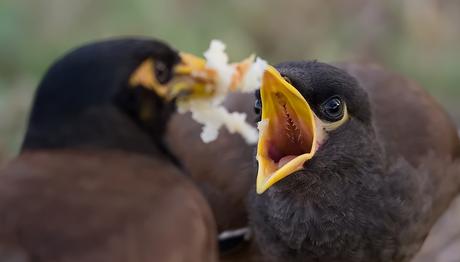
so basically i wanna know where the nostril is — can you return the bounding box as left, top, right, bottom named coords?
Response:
left=282, top=75, right=292, bottom=84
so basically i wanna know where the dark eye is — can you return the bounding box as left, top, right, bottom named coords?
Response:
left=320, top=96, right=344, bottom=121
left=154, top=61, right=170, bottom=84
left=254, top=90, right=262, bottom=115
left=254, top=99, right=262, bottom=115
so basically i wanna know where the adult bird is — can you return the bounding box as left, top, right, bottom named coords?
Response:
left=0, top=38, right=218, bottom=262
left=249, top=61, right=460, bottom=262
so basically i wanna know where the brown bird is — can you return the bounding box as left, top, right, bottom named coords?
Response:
left=167, top=93, right=256, bottom=233
left=248, top=61, right=460, bottom=262
left=166, top=93, right=263, bottom=262
left=0, top=38, right=218, bottom=262
left=413, top=195, right=460, bottom=261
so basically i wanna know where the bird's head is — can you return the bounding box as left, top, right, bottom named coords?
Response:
left=22, top=38, right=211, bottom=151
left=255, top=61, right=375, bottom=194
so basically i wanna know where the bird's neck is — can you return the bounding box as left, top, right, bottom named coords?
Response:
left=249, top=126, right=408, bottom=261
left=21, top=106, right=179, bottom=165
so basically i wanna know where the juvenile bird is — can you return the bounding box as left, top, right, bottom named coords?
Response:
left=249, top=61, right=460, bottom=262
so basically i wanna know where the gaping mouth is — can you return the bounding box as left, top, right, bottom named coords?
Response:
left=256, top=66, right=318, bottom=194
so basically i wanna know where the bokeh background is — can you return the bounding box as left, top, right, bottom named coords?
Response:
left=1, top=1, right=460, bottom=260
left=1, top=0, right=460, bottom=163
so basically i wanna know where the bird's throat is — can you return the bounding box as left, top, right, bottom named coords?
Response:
left=256, top=66, right=317, bottom=194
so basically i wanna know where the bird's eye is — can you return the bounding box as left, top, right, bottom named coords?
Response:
left=154, top=61, right=170, bottom=84
left=254, top=90, right=262, bottom=115
left=321, top=96, right=344, bottom=122
left=254, top=98, right=262, bottom=115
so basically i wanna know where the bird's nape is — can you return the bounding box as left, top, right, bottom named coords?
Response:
left=21, top=38, right=214, bottom=153
left=1, top=38, right=219, bottom=262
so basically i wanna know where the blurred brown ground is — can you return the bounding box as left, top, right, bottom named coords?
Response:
left=1, top=0, right=460, bottom=260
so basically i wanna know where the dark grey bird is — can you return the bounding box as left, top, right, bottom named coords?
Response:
left=248, top=61, right=460, bottom=262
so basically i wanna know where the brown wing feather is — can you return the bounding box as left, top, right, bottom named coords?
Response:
left=337, top=62, right=460, bottom=162
left=166, top=93, right=257, bottom=232
left=0, top=150, right=217, bottom=262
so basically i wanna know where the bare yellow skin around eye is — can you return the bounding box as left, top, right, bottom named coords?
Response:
left=321, top=105, right=349, bottom=132
left=129, top=59, right=168, bottom=97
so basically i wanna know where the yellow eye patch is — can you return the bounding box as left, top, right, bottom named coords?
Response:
left=129, top=59, right=168, bottom=97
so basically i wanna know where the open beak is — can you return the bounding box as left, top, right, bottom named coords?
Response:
left=130, top=53, right=216, bottom=101
left=256, top=66, right=318, bottom=194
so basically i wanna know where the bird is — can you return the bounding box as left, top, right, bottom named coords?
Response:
left=166, top=92, right=267, bottom=261
left=0, top=38, right=218, bottom=262
left=412, top=195, right=460, bottom=262
left=248, top=61, right=460, bottom=262
left=167, top=92, right=256, bottom=232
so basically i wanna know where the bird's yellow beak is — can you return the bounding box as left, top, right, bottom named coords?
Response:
left=129, top=53, right=216, bottom=100
left=169, top=52, right=217, bottom=100
left=256, top=66, right=318, bottom=194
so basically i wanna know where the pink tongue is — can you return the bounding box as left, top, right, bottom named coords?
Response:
left=277, top=155, right=297, bottom=169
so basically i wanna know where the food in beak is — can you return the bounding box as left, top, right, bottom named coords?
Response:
left=175, top=40, right=267, bottom=144
left=256, top=66, right=317, bottom=194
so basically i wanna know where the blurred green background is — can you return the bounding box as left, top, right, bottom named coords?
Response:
left=1, top=0, right=460, bottom=164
